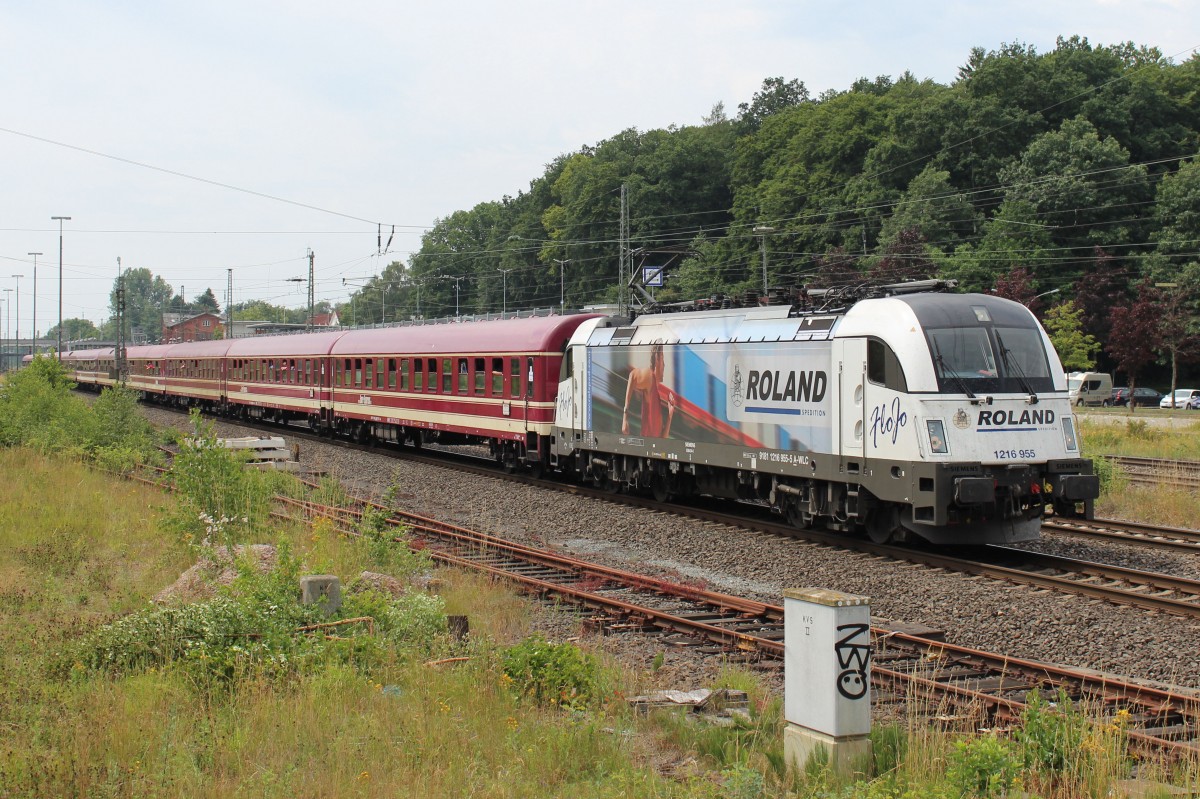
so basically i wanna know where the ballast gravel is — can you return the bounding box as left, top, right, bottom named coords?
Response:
left=140, top=406, right=1200, bottom=695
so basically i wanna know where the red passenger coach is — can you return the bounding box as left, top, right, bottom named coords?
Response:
left=226, top=331, right=345, bottom=426
left=329, top=315, right=602, bottom=467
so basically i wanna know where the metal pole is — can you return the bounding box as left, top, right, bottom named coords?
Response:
left=11, top=275, right=22, bottom=361
left=28, top=253, right=41, bottom=355
left=497, top=268, right=513, bottom=315
left=3, top=289, right=11, bottom=369
left=753, top=225, right=775, bottom=296
left=51, top=216, right=70, bottom=359
left=553, top=259, right=569, bottom=314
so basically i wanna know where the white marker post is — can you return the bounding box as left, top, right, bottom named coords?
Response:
left=784, top=587, right=872, bottom=774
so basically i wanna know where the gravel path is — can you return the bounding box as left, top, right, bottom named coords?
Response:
left=141, top=406, right=1200, bottom=694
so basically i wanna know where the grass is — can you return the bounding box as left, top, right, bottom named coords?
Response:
left=2, top=367, right=1199, bottom=796
left=1079, top=415, right=1200, bottom=527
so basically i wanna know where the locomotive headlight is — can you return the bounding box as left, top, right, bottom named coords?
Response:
left=1061, top=416, right=1079, bottom=452
left=926, top=419, right=948, bottom=454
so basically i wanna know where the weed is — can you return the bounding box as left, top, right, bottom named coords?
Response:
left=945, top=733, right=1021, bottom=797
left=500, top=635, right=604, bottom=711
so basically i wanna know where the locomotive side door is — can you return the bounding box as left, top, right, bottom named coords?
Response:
left=834, top=337, right=867, bottom=462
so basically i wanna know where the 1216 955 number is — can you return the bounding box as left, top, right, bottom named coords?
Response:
left=994, top=449, right=1036, bottom=459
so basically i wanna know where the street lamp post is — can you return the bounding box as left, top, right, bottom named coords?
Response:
left=2, top=289, right=11, bottom=370
left=443, top=276, right=465, bottom=318
left=497, top=268, right=514, bottom=316
left=51, top=216, right=70, bottom=359
left=553, top=259, right=570, bottom=314
left=11, top=275, right=23, bottom=362
left=27, top=253, right=41, bottom=355
left=753, top=225, right=776, bottom=296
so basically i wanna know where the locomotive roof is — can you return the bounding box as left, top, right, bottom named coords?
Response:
left=330, top=315, right=605, bottom=356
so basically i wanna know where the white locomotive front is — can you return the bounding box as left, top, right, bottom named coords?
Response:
left=553, top=282, right=1099, bottom=546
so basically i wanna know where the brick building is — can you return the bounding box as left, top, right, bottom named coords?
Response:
left=162, top=312, right=225, bottom=343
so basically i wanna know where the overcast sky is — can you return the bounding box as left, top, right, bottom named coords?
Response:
left=1, top=1, right=1196, bottom=334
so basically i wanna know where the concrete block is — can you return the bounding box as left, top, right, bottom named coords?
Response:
left=300, top=575, right=342, bottom=615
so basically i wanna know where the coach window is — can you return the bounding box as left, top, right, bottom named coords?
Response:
left=413, top=359, right=423, bottom=391
left=365, top=359, right=374, bottom=389
left=442, top=359, right=452, bottom=393
left=867, top=338, right=908, bottom=392
left=457, top=358, right=468, bottom=393
left=510, top=358, right=520, bottom=397
left=527, top=357, right=535, bottom=398
left=491, top=358, right=503, bottom=395
left=398, top=359, right=408, bottom=390
left=353, top=359, right=362, bottom=388
left=473, top=358, right=485, bottom=395
left=387, top=359, right=397, bottom=390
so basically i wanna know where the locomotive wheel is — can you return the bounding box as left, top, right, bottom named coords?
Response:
left=651, top=476, right=672, bottom=503
left=865, top=508, right=900, bottom=544
left=784, top=501, right=807, bottom=529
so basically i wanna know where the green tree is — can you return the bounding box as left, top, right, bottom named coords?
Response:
left=194, top=288, right=220, bottom=313
left=1153, top=159, right=1200, bottom=263
left=876, top=165, right=981, bottom=254
left=997, top=116, right=1151, bottom=284
left=1042, top=300, right=1100, bottom=371
left=45, top=317, right=101, bottom=342
left=111, top=267, right=174, bottom=343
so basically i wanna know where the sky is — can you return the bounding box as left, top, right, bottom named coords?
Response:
left=0, top=0, right=1197, bottom=337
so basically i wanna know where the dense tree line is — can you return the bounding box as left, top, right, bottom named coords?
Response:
left=315, top=39, right=1200, bottom=387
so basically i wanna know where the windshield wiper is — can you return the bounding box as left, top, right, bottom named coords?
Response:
left=994, top=331, right=1037, bottom=403
left=931, top=339, right=976, bottom=400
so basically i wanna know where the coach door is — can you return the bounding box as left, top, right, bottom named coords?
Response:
left=835, top=337, right=866, bottom=463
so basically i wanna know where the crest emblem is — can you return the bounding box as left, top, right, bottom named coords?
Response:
left=730, top=364, right=744, bottom=408
left=952, top=408, right=971, bottom=429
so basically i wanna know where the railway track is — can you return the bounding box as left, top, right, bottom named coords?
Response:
left=1106, top=455, right=1200, bottom=490
left=144, top=405, right=1200, bottom=624
left=276, top=491, right=1200, bottom=759
left=130, top=413, right=1200, bottom=758
left=1044, top=516, right=1200, bottom=553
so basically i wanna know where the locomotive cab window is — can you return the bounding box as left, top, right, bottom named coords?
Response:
left=867, top=339, right=907, bottom=392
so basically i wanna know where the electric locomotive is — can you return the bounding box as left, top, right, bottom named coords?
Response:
left=552, top=280, right=1098, bottom=545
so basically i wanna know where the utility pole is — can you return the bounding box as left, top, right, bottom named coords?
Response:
left=307, top=249, right=315, bottom=331
left=10, top=274, right=22, bottom=364
left=27, top=253, right=41, bottom=355
left=497, top=268, right=513, bottom=315
left=753, top=225, right=776, bottom=297
left=115, top=257, right=127, bottom=382
left=619, top=183, right=628, bottom=316
left=51, top=216, right=70, bottom=359
left=226, top=268, right=233, bottom=339
left=3, top=289, right=11, bottom=369
left=553, top=259, right=570, bottom=314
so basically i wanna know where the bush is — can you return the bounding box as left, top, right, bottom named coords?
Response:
left=501, top=636, right=603, bottom=711
left=945, top=733, right=1021, bottom=797
left=168, top=410, right=272, bottom=546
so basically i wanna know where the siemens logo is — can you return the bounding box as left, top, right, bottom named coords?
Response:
left=977, top=409, right=1056, bottom=426
left=745, top=369, right=827, bottom=403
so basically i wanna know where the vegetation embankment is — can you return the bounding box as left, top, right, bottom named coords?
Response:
left=1080, top=416, right=1200, bottom=527
left=1, top=359, right=1198, bottom=796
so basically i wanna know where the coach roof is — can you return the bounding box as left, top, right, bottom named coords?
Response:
left=330, top=315, right=605, bottom=356
left=225, top=330, right=349, bottom=358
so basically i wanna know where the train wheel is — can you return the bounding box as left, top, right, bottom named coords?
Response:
left=651, top=476, right=672, bottom=503
left=864, top=508, right=899, bottom=544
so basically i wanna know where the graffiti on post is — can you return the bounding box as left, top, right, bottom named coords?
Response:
left=835, top=622, right=871, bottom=700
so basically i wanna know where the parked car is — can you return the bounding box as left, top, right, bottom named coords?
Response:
left=1159, top=388, right=1200, bottom=409
left=1190, top=394, right=1200, bottom=410
left=1112, top=387, right=1162, bottom=407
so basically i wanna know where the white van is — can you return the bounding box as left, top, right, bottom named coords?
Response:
left=1067, top=372, right=1113, bottom=406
